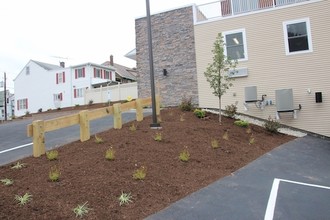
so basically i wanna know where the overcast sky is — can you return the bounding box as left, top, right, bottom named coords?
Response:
left=0, top=0, right=211, bottom=91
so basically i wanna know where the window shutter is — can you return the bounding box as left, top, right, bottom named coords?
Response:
left=94, top=68, right=96, bottom=77
left=56, top=73, right=59, bottom=84
left=75, top=69, right=78, bottom=79
left=74, top=89, right=77, bottom=98
left=82, top=68, right=85, bottom=77
left=17, top=100, right=20, bottom=110
left=26, top=99, right=28, bottom=109
left=101, top=69, right=103, bottom=79
left=63, top=72, right=65, bottom=83
left=60, top=93, right=63, bottom=101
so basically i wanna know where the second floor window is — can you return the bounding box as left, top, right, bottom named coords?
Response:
left=223, top=29, right=248, bottom=61
left=104, top=70, right=111, bottom=80
left=56, top=72, right=65, bottom=84
left=75, top=68, right=85, bottom=79
left=94, top=68, right=101, bottom=78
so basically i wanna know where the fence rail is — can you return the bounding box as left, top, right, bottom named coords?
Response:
left=27, top=96, right=161, bottom=157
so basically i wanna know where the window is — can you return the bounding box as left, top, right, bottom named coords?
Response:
left=26, top=66, right=30, bottom=75
left=53, top=93, right=63, bottom=101
left=56, top=72, right=65, bottom=84
left=75, top=68, right=85, bottom=79
left=17, top=98, right=28, bottom=110
left=283, top=18, right=312, bottom=55
left=223, top=29, right=248, bottom=61
left=74, top=88, right=84, bottom=98
left=104, top=70, right=111, bottom=80
left=94, top=68, right=101, bottom=78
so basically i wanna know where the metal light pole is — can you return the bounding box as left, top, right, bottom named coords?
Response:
left=146, top=0, right=161, bottom=128
left=4, top=72, right=7, bottom=121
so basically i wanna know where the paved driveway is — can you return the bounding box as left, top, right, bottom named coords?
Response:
left=146, top=135, right=330, bottom=220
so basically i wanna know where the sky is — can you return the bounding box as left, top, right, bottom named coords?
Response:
left=0, top=0, right=212, bottom=92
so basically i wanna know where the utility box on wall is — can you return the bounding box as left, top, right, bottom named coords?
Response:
left=245, top=86, right=258, bottom=102
left=315, top=92, right=322, bottom=103
left=275, top=89, right=294, bottom=112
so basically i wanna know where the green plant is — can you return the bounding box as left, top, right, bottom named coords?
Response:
left=179, top=146, right=190, bottom=162
left=73, top=202, right=92, bottom=218
left=38, top=108, right=43, bottom=113
left=88, top=100, right=94, bottom=105
left=193, top=109, right=206, bottom=118
left=264, top=116, right=281, bottom=133
left=75, top=104, right=80, bottom=107
left=57, top=107, right=61, bottom=110
left=49, top=166, right=60, bottom=182
left=126, top=96, right=133, bottom=102
left=249, top=135, right=255, bottom=145
left=46, top=150, right=59, bottom=160
left=222, top=130, right=229, bottom=141
left=105, top=147, right=115, bottom=161
left=179, top=96, right=194, bottom=112
left=94, top=134, right=104, bottom=144
left=234, top=120, right=249, bottom=127
left=224, top=104, right=237, bottom=118
left=15, top=193, right=32, bottom=206
left=204, top=33, right=238, bottom=123
left=246, top=127, right=252, bottom=134
left=133, top=166, right=147, bottom=180
left=1, top=178, right=14, bottom=186
left=211, top=139, right=220, bottom=149
left=118, top=192, right=133, bottom=206
left=11, top=161, right=26, bottom=169
left=129, top=123, right=137, bottom=131
left=180, top=113, right=185, bottom=122
left=25, top=111, right=30, bottom=116
left=153, top=132, right=162, bottom=141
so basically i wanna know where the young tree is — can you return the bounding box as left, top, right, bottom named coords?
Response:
left=204, top=33, right=237, bottom=123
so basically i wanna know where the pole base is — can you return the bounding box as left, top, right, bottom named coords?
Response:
left=150, top=123, right=162, bottom=129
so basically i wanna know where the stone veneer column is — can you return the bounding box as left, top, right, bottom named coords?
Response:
left=135, top=6, right=198, bottom=107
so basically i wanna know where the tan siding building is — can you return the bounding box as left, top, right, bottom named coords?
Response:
left=195, top=0, right=330, bottom=137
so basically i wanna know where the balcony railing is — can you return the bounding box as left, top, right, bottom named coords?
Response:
left=195, top=0, right=310, bottom=22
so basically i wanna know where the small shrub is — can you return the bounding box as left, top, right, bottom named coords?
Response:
left=222, top=130, right=229, bottom=141
left=126, top=96, right=133, bottom=102
left=249, top=135, right=255, bottom=145
left=1, top=178, right=14, bottom=186
left=15, top=193, right=32, bottom=206
left=49, top=166, right=60, bottom=182
left=105, top=147, right=115, bottom=161
left=38, top=108, right=42, bottom=113
left=73, top=202, right=92, bottom=218
left=46, top=150, right=58, bottom=161
left=118, top=192, right=133, bottom=206
left=88, top=100, right=94, bottom=106
left=133, top=166, right=147, bottom=180
left=234, top=120, right=249, bottom=127
left=180, top=113, right=185, bottom=122
left=211, top=139, right=220, bottom=149
left=57, top=107, right=61, bottom=111
left=193, top=109, right=205, bottom=118
left=129, top=123, right=137, bottom=131
left=179, top=96, right=194, bottom=111
left=153, top=132, right=162, bottom=141
left=11, top=161, right=26, bottom=169
left=75, top=104, right=80, bottom=107
left=94, top=135, right=104, bottom=144
left=179, top=146, right=190, bottom=162
left=246, top=127, right=252, bottom=134
left=264, top=116, right=281, bottom=133
left=25, top=111, right=30, bottom=116
left=224, top=103, right=237, bottom=118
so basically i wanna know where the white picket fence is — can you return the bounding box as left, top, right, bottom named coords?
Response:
left=84, top=82, right=138, bottom=104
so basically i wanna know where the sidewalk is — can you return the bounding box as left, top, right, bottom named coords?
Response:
left=146, top=135, right=330, bottom=220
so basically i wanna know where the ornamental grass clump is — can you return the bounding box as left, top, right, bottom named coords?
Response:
left=49, top=166, right=60, bottom=182
left=133, top=166, right=147, bottom=180
left=211, top=139, right=220, bottom=149
left=179, top=96, right=194, bottom=112
left=73, top=202, right=92, bottom=218
left=222, top=130, right=229, bottom=141
left=118, top=192, right=133, bottom=206
left=105, top=147, right=115, bottom=161
left=224, top=103, right=238, bottom=119
left=15, top=193, right=32, bottom=206
left=1, top=178, right=14, bottom=186
left=11, top=161, right=26, bottom=169
left=193, top=109, right=206, bottom=119
left=179, top=146, right=190, bottom=162
left=94, top=134, right=104, bottom=144
left=46, top=150, right=59, bottom=161
left=249, top=135, right=255, bottom=145
left=234, top=120, right=249, bottom=128
left=264, top=116, right=281, bottom=133
left=129, top=123, right=137, bottom=131
left=153, top=132, right=162, bottom=142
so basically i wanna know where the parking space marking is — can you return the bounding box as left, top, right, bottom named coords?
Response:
left=0, top=143, right=32, bottom=154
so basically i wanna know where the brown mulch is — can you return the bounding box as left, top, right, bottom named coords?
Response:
left=0, top=107, right=295, bottom=219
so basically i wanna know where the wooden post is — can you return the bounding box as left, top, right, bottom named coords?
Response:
left=113, top=103, right=122, bottom=129
left=32, top=120, right=45, bottom=157
left=156, top=95, right=161, bottom=122
left=79, top=110, right=90, bottom=142
left=135, top=99, right=144, bottom=122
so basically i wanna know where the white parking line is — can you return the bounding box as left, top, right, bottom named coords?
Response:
left=0, top=143, right=33, bottom=154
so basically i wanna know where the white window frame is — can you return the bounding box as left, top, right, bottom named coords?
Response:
left=77, top=68, right=84, bottom=78
left=223, top=28, right=248, bottom=61
left=95, top=69, right=101, bottom=78
left=104, top=70, right=110, bottom=80
left=53, top=93, right=62, bottom=101
left=18, top=99, right=27, bottom=110
left=76, top=88, right=84, bottom=98
left=58, top=72, right=65, bottom=84
left=283, top=17, right=313, bottom=56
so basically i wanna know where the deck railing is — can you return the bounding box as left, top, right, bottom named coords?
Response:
left=195, top=0, right=310, bottom=22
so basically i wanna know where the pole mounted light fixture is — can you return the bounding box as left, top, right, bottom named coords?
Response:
left=146, top=0, right=161, bottom=129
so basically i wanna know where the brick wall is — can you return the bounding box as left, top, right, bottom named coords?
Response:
left=135, top=6, right=198, bottom=107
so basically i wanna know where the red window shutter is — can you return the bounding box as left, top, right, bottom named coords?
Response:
left=17, top=100, right=20, bottom=110
left=75, top=69, right=78, bottom=79
left=101, top=69, right=103, bottom=79
left=74, top=89, right=77, bottom=98
left=94, top=68, right=96, bottom=77
left=26, top=99, right=28, bottom=109
left=63, top=72, right=65, bottom=83
left=56, top=73, right=59, bottom=84
left=60, top=93, right=63, bottom=101
left=82, top=68, right=85, bottom=77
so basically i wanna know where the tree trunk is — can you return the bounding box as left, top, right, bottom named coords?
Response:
left=218, top=97, right=222, bottom=124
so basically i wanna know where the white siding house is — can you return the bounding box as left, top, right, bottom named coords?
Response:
left=14, top=60, right=116, bottom=116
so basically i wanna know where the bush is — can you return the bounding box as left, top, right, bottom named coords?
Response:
left=38, top=108, right=42, bottom=113
left=88, top=100, right=94, bottom=106
left=224, top=104, right=237, bottom=118
left=179, top=96, right=194, bottom=111
left=264, top=116, right=281, bottom=133
left=193, top=109, right=205, bottom=118
left=234, top=120, right=249, bottom=127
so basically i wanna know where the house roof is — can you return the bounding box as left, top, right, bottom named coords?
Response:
left=31, top=60, right=63, bottom=70
left=102, top=61, right=137, bottom=81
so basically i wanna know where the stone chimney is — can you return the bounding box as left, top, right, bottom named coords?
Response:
left=60, top=62, right=65, bottom=68
left=110, top=55, right=114, bottom=66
